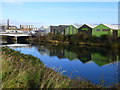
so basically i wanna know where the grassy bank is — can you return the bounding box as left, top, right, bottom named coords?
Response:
left=1, top=47, right=118, bottom=88
left=31, top=33, right=120, bottom=49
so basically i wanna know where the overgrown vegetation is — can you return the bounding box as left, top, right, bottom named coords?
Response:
left=0, top=47, right=106, bottom=88
left=32, top=32, right=120, bottom=48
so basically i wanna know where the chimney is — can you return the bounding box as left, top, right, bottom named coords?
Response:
left=7, top=19, right=9, bottom=29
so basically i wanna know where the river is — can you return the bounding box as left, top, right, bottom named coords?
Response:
left=1, top=42, right=120, bottom=86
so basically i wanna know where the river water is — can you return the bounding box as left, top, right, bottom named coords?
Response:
left=1, top=42, right=120, bottom=86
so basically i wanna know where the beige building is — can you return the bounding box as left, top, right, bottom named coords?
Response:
left=6, top=30, right=17, bottom=33
left=32, top=27, right=39, bottom=31
left=9, top=26, right=17, bottom=30
left=20, top=25, right=33, bottom=29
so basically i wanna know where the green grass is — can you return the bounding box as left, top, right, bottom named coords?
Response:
left=1, top=47, right=116, bottom=88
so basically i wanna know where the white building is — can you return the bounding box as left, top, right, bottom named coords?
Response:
left=0, top=25, right=7, bottom=32
left=5, top=30, right=17, bottom=33
left=38, top=26, right=50, bottom=35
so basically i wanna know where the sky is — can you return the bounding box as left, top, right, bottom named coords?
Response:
left=1, top=1, right=119, bottom=28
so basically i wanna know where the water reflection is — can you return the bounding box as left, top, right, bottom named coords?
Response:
left=1, top=40, right=120, bottom=86
left=36, top=44, right=119, bottom=67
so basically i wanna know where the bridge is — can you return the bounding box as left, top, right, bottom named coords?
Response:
left=0, top=33, right=31, bottom=37
left=0, top=33, right=32, bottom=43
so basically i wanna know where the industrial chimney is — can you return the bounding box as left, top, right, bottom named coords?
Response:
left=7, top=19, right=9, bottom=29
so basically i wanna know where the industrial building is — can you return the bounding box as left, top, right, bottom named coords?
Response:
left=92, top=24, right=120, bottom=37
left=78, top=24, right=97, bottom=36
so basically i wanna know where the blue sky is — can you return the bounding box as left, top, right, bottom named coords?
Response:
left=2, top=2, right=118, bottom=27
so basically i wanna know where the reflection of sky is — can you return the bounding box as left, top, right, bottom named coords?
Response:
left=11, top=46, right=119, bottom=86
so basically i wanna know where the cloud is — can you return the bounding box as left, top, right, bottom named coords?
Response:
left=2, top=0, right=119, bottom=2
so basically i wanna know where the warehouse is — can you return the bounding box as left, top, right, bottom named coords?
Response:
left=38, top=26, right=50, bottom=35
left=78, top=24, right=97, bottom=36
left=64, top=25, right=78, bottom=35
left=50, top=26, right=60, bottom=34
left=92, top=24, right=119, bottom=37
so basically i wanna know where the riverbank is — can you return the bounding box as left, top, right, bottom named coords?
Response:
left=46, top=40, right=105, bottom=46
left=30, top=39, right=120, bottom=49
left=30, top=33, right=120, bottom=49
left=0, top=47, right=107, bottom=88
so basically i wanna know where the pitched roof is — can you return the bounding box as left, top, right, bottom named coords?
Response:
left=43, top=26, right=49, bottom=29
left=85, top=24, right=97, bottom=28
left=72, top=25, right=81, bottom=28
left=59, top=25, right=69, bottom=29
left=40, top=26, right=49, bottom=29
left=103, top=24, right=119, bottom=30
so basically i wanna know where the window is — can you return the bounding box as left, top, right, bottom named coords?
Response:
left=102, top=29, right=110, bottom=31
left=96, top=29, right=100, bottom=31
left=82, top=28, right=89, bottom=30
left=39, top=30, right=45, bottom=32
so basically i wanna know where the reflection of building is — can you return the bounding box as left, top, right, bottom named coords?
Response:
left=69, top=46, right=119, bottom=66
left=50, top=49, right=65, bottom=58
left=91, top=53, right=111, bottom=66
left=91, top=52, right=117, bottom=66
left=38, top=46, right=50, bottom=55
left=48, top=47, right=77, bottom=60
left=37, top=45, right=120, bottom=66
left=77, top=48, right=91, bottom=63
left=64, top=50, right=77, bottom=60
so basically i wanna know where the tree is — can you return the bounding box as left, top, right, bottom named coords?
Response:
left=100, top=35, right=112, bottom=43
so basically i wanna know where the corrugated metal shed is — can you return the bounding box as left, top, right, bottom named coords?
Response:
left=103, top=24, right=119, bottom=30
left=72, top=25, right=81, bottom=28
left=85, top=24, right=97, bottom=28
